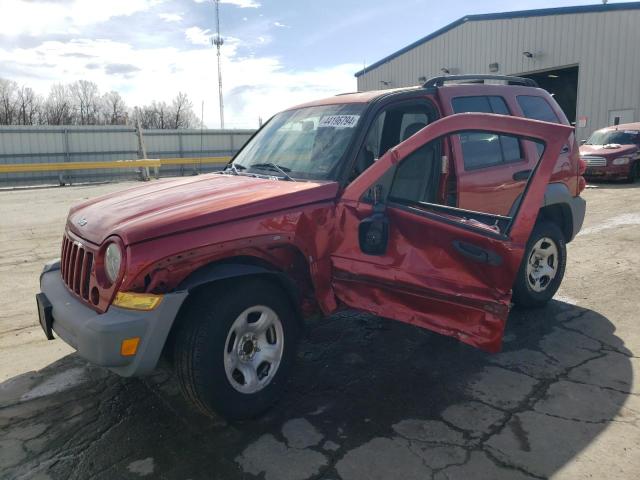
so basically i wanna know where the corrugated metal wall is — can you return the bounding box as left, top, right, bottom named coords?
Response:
left=0, top=126, right=255, bottom=186
left=356, top=9, right=640, bottom=140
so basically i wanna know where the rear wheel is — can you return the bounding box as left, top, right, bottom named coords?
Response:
left=173, top=278, right=299, bottom=420
left=512, top=221, right=566, bottom=308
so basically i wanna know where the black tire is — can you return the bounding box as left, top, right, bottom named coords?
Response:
left=626, top=162, right=639, bottom=183
left=173, top=278, right=299, bottom=420
left=512, top=221, right=567, bottom=308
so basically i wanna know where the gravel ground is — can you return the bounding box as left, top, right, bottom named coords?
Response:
left=1, top=180, right=639, bottom=480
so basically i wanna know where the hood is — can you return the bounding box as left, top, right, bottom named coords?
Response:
left=67, top=174, right=339, bottom=245
left=579, top=143, right=638, bottom=158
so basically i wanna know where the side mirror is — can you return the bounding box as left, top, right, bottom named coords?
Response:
left=580, top=140, right=587, bottom=145
left=358, top=185, right=389, bottom=255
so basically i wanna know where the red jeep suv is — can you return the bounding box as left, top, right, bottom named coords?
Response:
left=37, top=75, right=585, bottom=419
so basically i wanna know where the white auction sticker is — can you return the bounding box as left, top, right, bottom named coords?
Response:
left=318, top=115, right=360, bottom=128
left=623, top=130, right=639, bottom=134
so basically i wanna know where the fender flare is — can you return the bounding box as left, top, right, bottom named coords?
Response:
left=507, top=183, right=585, bottom=242
left=176, top=262, right=304, bottom=320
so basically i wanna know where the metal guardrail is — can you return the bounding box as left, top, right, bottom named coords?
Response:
left=0, top=156, right=231, bottom=174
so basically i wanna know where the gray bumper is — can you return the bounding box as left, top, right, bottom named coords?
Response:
left=567, top=195, right=586, bottom=241
left=39, top=261, right=188, bottom=377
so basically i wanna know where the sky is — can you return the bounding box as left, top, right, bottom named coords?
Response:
left=0, top=0, right=630, bottom=128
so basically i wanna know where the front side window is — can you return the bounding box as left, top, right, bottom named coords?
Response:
left=233, top=103, right=366, bottom=180
left=351, top=101, right=433, bottom=181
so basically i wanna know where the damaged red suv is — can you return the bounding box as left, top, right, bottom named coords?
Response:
left=37, top=75, right=585, bottom=419
left=580, top=123, right=640, bottom=182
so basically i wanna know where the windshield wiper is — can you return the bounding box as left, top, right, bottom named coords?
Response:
left=249, top=162, right=296, bottom=182
left=224, top=163, right=246, bottom=175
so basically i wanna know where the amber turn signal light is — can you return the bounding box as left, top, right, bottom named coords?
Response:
left=120, top=337, right=140, bottom=357
left=113, top=292, right=163, bottom=311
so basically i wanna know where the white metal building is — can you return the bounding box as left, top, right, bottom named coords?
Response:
left=355, top=2, right=640, bottom=140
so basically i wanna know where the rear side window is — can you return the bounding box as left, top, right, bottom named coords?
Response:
left=452, top=96, right=522, bottom=170
left=517, top=95, right=560, bottom=123
left=452, top=96, right=510, bottom=115
left=458, top=133, right=522, bottom=170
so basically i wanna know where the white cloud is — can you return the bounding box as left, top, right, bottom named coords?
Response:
left=273, top=21, right=289, bottom=28
left=0, top=37, right=358, bottom=128
left=193, top=0, right=260, bottom=8
left=158, top=13, right=183, bottom=23
left=185, top=26, right=213, bottom=46
left=0, top=0, right=163, bottom=36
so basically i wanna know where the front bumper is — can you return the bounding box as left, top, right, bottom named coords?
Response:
left=39, top=260, right=188, bottom=377
left=585, top=164, right=632, bottom=180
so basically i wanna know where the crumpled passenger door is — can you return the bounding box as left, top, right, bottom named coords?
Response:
left=330, top=113, right=573, bottom=352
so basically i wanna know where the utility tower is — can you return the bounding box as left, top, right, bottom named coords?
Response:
left=212, top=0, right=225, bottom=129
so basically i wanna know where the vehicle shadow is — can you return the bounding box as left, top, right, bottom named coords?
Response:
left=0, top=300, right=634, bottom=479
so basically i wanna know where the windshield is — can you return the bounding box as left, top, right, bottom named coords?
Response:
left=232, top=103, right=366, bottom=180
left=586, top=129, right=640, bottom=146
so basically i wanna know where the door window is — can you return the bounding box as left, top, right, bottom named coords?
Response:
left=386, top=132, right=544, bottom=236
left=452, top=96, right=523, bottom=170
left=451, top=96, right=510, bottom=115
left=459, top=132, right=523, bottom=170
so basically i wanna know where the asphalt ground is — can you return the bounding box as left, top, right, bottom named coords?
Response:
left=1, top=180, right=639, bottom=479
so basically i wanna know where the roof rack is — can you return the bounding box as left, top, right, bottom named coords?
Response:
left=423, top=74, right=538, bottom=88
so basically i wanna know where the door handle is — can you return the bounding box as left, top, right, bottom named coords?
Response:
left=453, top=241, right=503, bottom=266
left=512, top=169, right=532, bottom=181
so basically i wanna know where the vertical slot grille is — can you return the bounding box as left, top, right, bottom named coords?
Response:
left=60, top=233, right=94, bottom=301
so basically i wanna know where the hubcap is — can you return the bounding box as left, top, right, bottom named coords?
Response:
left=223, top=305, right=284, bottom=394
left=526, top=237, right=559, bottom=293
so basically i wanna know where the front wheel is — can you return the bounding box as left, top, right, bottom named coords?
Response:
left=512, top=221, right=567, bottom=308
left=626, top=162, right=639, bottom=183
left=173, top=278, right=299, bottom=420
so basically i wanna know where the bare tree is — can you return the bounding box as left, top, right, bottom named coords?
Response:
left=0, top=76, right=202, bottom=128
left=70, top=80, right=101, bottom=125
left=170, top=92, right=198, bottom=129
left=16, top=87, right=42, bottom=125
left=44, top=83, right=73, bottom=125
left=102, top=91, right=128, bottom=125
left=137, top=101, right=171, bottom=129
left=0, top=78, right=19, bottom=125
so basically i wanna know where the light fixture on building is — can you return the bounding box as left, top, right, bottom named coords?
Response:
left=380, top=80, right=392, bottom=86
left=522, top=51, right=534, bottom=58
left=489, top=62, right=499, bottom=72
left=441, top=67, right=450, bottom=74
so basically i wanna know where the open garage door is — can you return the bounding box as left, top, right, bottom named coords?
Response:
left=521, top=66, right=578, bottom=125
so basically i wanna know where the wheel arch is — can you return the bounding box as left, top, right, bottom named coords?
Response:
left=539, top=183, right=575, bottom=243
left=163, top=255, right=309, bottom=363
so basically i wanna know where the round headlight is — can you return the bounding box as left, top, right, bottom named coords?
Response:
left=104, top=243, right=122, bottom=284
left=612, top=156, right=630, bottom=165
